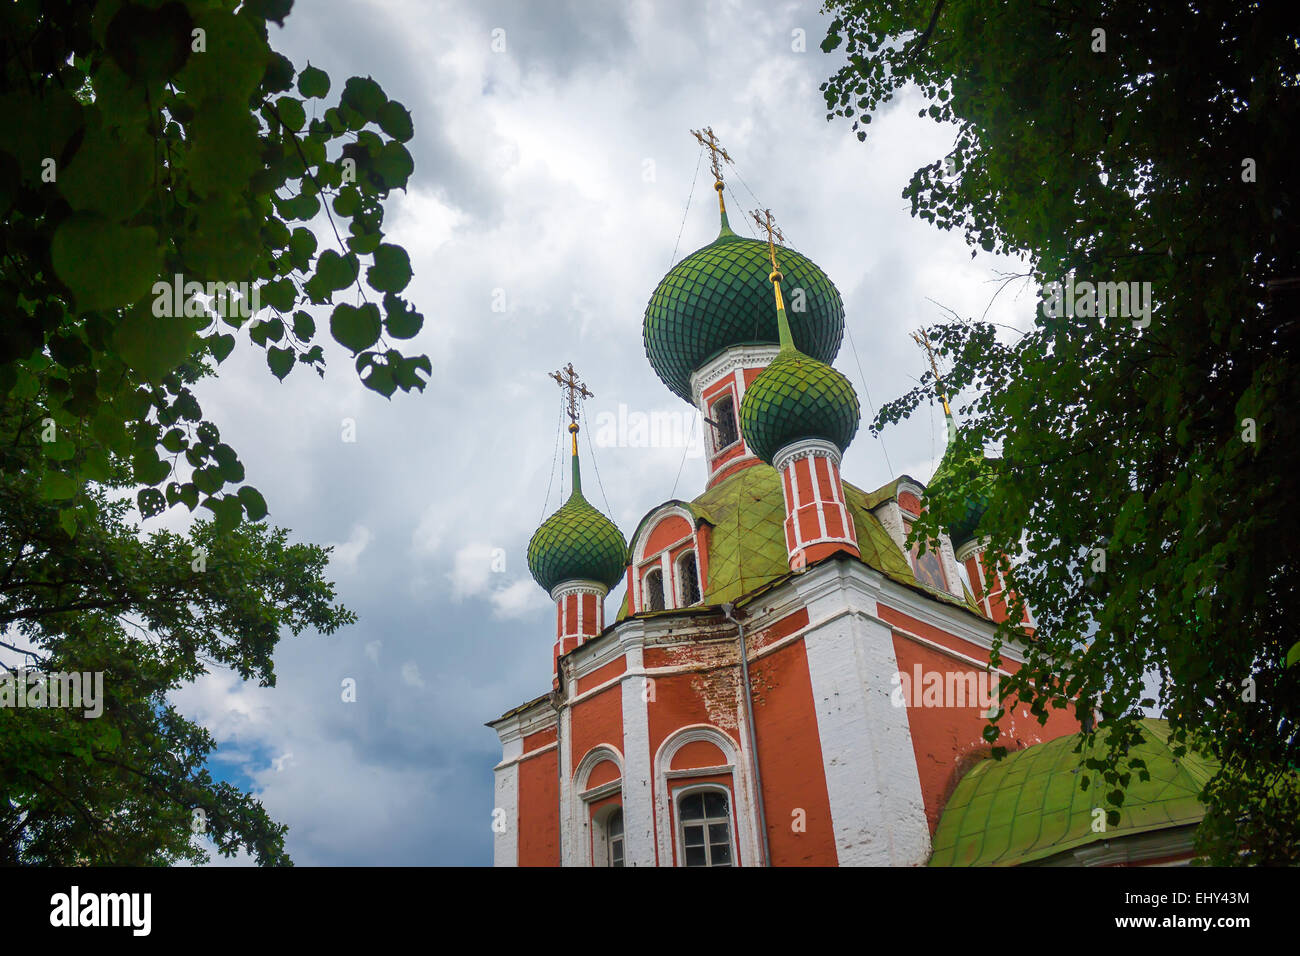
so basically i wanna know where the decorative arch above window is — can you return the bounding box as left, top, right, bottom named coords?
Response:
left=573, top=745, right=624, bottom=867
left=653, top=725, right=756, bottom=868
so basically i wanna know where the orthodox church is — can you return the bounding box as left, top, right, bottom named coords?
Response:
left=488, top=134, right=1211, bottom=867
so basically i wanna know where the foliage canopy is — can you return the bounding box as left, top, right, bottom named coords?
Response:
left=822, top=0, right=1300, bottom=863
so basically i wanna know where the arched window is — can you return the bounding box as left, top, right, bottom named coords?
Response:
left=676, top=551, right=701, bottom=606
left=709, top=394, right=739, bottom=451
left=903, top=517, right=947, bottom=592
left=676, top=787, right=733, bottom=867
left=606, top=808, right=624, bottom=867
left=644, top=568, right=665, bottom=611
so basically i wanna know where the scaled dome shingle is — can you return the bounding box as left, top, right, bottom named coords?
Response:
left=643, top=227, right=845, bottom=401
left=527, top=488, right=628, bottom=593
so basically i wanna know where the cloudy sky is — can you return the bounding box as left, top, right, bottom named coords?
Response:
left=172, top=0, right=1034, bottom=866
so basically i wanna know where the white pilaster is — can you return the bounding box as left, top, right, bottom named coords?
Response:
left=797, top=564, right=931, bottom=865
left=618, top=629, right=656, bottom=866
left=492, top=738, right=521, bottom=867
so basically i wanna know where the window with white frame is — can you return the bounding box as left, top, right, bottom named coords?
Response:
left=590, top=802, right=625, bottom=867
left=676, top=550, right=701, bottom=606
left=643, top=568, right=665, bottom=611
left=676, top=787, right=733, bottom=867
left=606, top=808, right=624, bottom=867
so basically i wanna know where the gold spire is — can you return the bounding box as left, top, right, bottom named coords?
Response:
left=691, top=126, right=734, bottom=220
left=751, top=208, right=794, bottom=350
left=549, top=362, right=594, bottom=456
left=911, top=327, right=954, bottom=421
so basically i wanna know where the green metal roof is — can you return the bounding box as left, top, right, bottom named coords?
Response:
left=614, top=463, right=976, bottom=621
left=642, top=218, right=845, bottom=401
left=739, top=347, right=860, bottom=464
left=929, top=717, right=1216, bottom=866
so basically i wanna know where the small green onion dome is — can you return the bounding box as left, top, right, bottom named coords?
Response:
left=643, top=214, right=845, bottom=401
left=527, top=434, right=628, bottom=593
left=740, top=347, right=861, bottom=464
left=928, top=414, right=996, bottom=549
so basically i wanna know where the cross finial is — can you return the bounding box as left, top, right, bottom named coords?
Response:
left=549, top=362, right=594, bottom=430
left=910, top=327, right=952, bottom=418
left=750, top=208, right=785, bottom=274
left=751, top=208, right=794, bottom=349
left=690, top=126, right=733, bottom=188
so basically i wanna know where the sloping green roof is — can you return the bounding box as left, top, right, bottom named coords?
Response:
left=929, top=718, right=1217, bottom=867
left=615, top=464, right=975, bottom=621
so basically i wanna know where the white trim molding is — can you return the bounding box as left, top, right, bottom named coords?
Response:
left=570, top=744, right=624, bottom=867
left=772, top=436, right=842, bottom=474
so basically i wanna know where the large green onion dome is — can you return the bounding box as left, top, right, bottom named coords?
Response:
left=643, top=212, right=845, bottom=401
left=527, top=430, right=628, bottom=592
left=927, top=412, right=996, bottom=549
left=740, top=347, right=861, bottom=464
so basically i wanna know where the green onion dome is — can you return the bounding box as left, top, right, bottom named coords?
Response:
left=527, top=433, right=628, bottom=593
left=740, top=346, right=861, bottom=464
left=928, top=413, right=996, bottom=550
left=643, top=213, right=845, bottom=401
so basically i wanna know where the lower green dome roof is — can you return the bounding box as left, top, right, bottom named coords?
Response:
left=930, top=718, right=1216, bottom=867
left=929, top=432, right=997, bottom=548
left=643, top=229, right=845, bottom=401
left=527, top=490, right=628, bottom=593
left=739, top=349, right=860, bottom=464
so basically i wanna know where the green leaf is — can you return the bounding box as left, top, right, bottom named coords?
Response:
left=40, top=472, right=78, bottom=501
left=58, top=121, right=154, bottom=220
left=291, top=310, right=315, bottom=340
left=209, top=333, right=237, bottom=363
left=330, top=302, right=382, bottom=354
left=161, top=428, right=187, bottom=453
left=261, top=278, right=297, bottom=314
left=237, top=485, right=269, bottom=521
left=298, top=64, right=330, bottom=98
left=137, top=488, right=166, bottom=519
left=361, top=360, right=396, bottom=397
left=1287, top=641, right=1300, bottom=668
left=289, top=228, right=318, bottom=270
left=341, top=75, right=387, bottom=121
left=267, top=346, right=294, bottom=380
left=366, top=244, right=412, bottom=293
left=275, top=95, right=306, bottom=131
left=373, top=141, right=413, bottom=189
left=114, top=304, right=204, bottom=384
left=51, top=215, right=163, bottom=313
left=314, top=249, right=359, bottom=291
left=382, top=293, right=423, bottom=339
left=378, top=100, right=413, bottom=142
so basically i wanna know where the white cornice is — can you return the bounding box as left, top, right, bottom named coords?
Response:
left=549, top=579, right=609, bottom=602
left=954, top=536, right=992, bottom=564
left=689, top=345, right=780, bottom=408
left=772, top=437, right=842, bottom=473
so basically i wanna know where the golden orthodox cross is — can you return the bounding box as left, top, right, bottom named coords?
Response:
left=690, top=126, right=733, bottom=187
left=751, top=207, right=786, bottom=274
left=910, top=328, right=952, bottom=417
left=549, top=362, right=594, bottom=428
